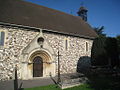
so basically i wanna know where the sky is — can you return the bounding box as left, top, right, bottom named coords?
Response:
left=25, top=0, right=120, bottom=37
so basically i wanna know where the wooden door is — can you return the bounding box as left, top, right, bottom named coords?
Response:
left=33, top=56, right=43, bottom=77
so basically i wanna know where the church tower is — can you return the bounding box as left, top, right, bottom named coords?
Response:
left=77, top=6, right=88, bottom=22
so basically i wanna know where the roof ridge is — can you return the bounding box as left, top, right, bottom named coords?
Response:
left=22, top=0, right=81, bottom=19
left=0, top=0, right=97, bottom=38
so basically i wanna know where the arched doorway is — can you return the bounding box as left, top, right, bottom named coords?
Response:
left=21, top=34, right=56, bottom=80
left=33, top=56, right=43, bottom=77
left=22, top=50, right=56, bottom=79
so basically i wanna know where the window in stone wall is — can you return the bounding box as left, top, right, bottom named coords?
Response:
left=85, top=42, right=88, bottom=52
left=65, top=39, right=68, bottom=50
left=0, top=31, right=5, bottom=46
left=64, top=38, right=69, bottom=51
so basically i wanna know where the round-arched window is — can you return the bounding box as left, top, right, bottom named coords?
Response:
left=37, top=37, right=44, bottom=48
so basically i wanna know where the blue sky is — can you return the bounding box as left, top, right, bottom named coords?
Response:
left=25, top=0, right=120, bottom=37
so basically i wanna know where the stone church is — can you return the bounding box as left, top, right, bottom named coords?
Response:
left=0, top=0, right=97, bottom=81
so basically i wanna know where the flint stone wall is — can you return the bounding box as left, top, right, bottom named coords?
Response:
left=0, top=26, right=93, bottom=81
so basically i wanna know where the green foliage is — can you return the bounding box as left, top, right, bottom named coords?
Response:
left=116, top=35, right=120, bottom=54
left=105, top=37, right=119, bottom=67
left=93, top=26, right=106, bottom=37
left=64, top=84, right=93, bottom=90
left=91, top=36, right=119, bottom=67
left=87, top=75, right=120, bottom=90
left=92, top=26, right=120, bottom=67
left=91, top=36, right=108, bottom=66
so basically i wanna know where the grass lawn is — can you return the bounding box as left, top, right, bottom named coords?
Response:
left=21, top=84, right=94, bottom=90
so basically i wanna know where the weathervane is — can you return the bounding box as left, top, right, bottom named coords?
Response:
left=81, top=2, right=84, bottom=6
left=80, top=0, right=85, bottom=7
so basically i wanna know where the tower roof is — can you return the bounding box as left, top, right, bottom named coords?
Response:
left=79, top=6, right=88, bottom=11
left=0, top=0, right=97, bottom=38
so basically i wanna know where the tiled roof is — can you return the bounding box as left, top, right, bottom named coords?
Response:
left=0, top=0, right=97, bottom=38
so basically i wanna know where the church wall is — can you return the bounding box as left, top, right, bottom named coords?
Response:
left=0, top=26, right=93, bottom=81
left=0, top=27, right=38, bottom=81
left=44, top=32, right=93, bottom=74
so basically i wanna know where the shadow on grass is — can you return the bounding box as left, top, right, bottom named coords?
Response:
left=77, top=56, right=120, bottom=90
left=84, top=73, right=120, bottom=90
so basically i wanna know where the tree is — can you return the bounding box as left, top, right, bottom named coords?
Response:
left=91, top=26, right=108, bottom=66
left=93, top=26, right=106, bottom=37
left=116, top=35, right=120, bottom=66
left=91, top=27, right=119, bottom=67
left=91, top=36, right=108, bottom=66
left=105, top=37, right=119, bottom=67
left=116, top=35, right=120, bottom=55
left=91, top=37, right=120, bottom=67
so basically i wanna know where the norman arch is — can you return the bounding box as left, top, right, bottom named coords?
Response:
left=21, top=49, right=55, bottom=80
left=27, top=50, right=55, bottom=79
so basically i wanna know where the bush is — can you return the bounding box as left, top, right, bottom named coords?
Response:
left=91, top=37, right=119, bottom=67
left=91, top=36, right=108, bottom=66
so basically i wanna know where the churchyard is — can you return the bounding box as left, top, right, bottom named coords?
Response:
left=20, top=73, right=120, bottom=90
left=1, top=63, right=120, bottom=90
left=18, top=67, right=120, bottom=90
left=0, top=0, right=120, bottom=90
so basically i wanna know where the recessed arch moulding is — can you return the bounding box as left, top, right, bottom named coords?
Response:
left=20, top=31, right=55, bottom=80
